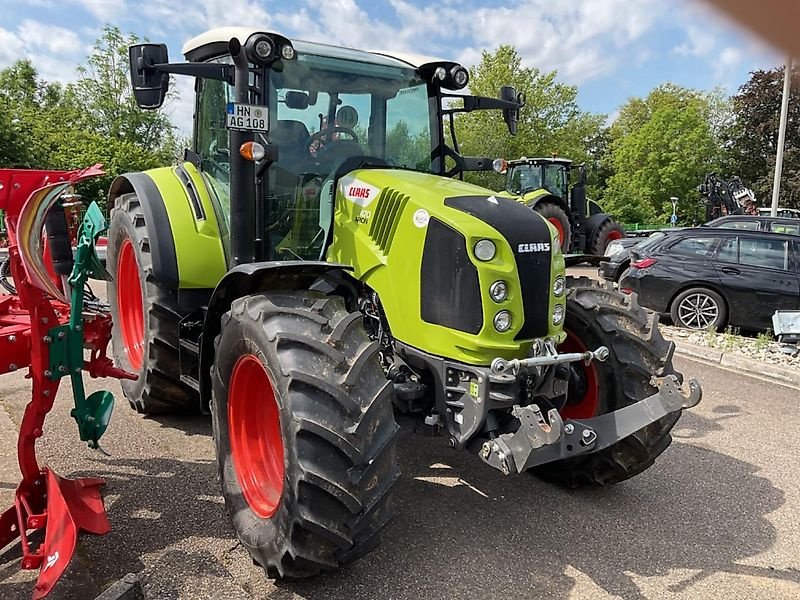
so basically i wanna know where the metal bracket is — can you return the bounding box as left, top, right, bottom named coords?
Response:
left=491, top=344, right=609, bottom=376
left=480, top=375, right=702, bottom=474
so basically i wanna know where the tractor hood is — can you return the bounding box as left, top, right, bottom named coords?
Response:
left=327, top=169, right=566, bottom=365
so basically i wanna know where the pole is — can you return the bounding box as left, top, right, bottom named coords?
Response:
left=771, top=56, right=792, bottom=217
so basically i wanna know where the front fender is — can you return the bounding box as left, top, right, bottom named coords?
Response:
left=198, top=261, right=353, bottom=409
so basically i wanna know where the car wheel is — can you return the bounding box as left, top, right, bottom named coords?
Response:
left=670, top=287, right=727, bottom=331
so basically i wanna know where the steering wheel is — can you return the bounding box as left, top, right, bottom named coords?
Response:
left=305, top=126, right=359, bottom=153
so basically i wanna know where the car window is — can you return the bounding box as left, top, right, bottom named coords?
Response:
left=770, top=222, right=800, bottom=235
left=668, top=237, right=719, bottom=257
left=739, top=237, right=790, bottom=271
left=716, top=237, right=738, bottom=263
left=637, top=231, right=667, bottom=251
left=714, top=220, right=760, bottom=230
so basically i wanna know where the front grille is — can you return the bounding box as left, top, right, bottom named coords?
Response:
left=369, top=188, right=408, bottom=254
left=444, top=195, right=552, bottom=339
left=420, top=218, right=483, bottom=334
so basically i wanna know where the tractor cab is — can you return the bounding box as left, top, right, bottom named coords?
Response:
left=505, top=157, right=573, bottom=199
left=131, top=28, right=523, bottom=265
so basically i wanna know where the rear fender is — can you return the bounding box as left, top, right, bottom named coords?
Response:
left=521, top=190, right=568, bottom=215
left=198, top=261, right=353, bottom=410
left=108, top=162, right=227, bottom=289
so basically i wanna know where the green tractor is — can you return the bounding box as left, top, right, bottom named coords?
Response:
left=498, top=156, right=625, bottom=254
left=108, top=28, right=701, bottom=578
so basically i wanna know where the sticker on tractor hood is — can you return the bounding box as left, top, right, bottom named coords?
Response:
left=339, top=176, right=381, bottom=207
left=413, top=209, right=430, bottom=228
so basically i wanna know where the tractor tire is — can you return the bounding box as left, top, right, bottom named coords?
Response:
left=534, top=277, right=680, bottom=486
left=107, top=192, right=197, bottom=413
left=589, top=217, right=625, bottom=255
left=211, top=291, right=400, bottom=578
left=534, top=202, right=571, bottom=253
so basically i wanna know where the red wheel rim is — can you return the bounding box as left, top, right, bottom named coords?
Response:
left=558, top=331, right=599, bottom=419
left=547, top=217, right=566, bottom=248
left=228, top=355, right=285, bottom=519
left=116, top=238, right=145, bottom=371
left=606, top=230, right=623, bottom=243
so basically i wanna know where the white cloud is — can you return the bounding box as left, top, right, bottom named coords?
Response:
left=0, top=20, right=86, bottom=83
left=672, top=25, right=715, bottom=57
left=70, top=0, right=126, bottom=22
left=18, top=20, right=84, bottom=55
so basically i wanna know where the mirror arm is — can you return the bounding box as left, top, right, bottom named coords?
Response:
left=151, top=62, right=234, bottom=85
left=441, top=94, right=521, bottom=114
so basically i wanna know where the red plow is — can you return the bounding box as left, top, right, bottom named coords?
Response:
left=0, top=167, right=134, bottom=598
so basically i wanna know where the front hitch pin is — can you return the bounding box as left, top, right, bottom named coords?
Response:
left=491, top=345, right=609, bottom=376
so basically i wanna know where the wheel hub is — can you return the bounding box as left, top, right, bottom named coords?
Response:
left=116, top=238, right=145, bottom=370
left=228, top=355, right=285, bottom=519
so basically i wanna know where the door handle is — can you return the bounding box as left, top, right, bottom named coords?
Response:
left=720, top=267, right=740, bottom=275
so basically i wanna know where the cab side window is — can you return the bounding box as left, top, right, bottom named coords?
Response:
left=195, top=75, right=233, bottom=215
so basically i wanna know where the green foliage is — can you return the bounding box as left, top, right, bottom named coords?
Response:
left=754, top=330, right=773, bottom=352
left=454, top=46, right=605, bottom=190
left=725, top=66, right=800, bottom=208
left=0, top=27, right=178, bottom=209
left=602, top=84, right=724, bottom=224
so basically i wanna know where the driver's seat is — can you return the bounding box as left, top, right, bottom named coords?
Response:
left=271, top=120, right=310, bottom=164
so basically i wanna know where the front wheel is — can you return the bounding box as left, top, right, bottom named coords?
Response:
left=534, top=277, right=681, bottom=486
left=211, top=291, right=400, bottom=578
left=670, top=287, right=727, bottom=331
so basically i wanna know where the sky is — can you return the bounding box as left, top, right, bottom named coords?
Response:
left=0, top=0, right=782, bottom=134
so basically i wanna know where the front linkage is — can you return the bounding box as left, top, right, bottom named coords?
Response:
left=0, top=167, right=135, bottom=599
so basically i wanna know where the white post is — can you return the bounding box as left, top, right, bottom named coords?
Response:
left=771, top=57, right=792, bottom=217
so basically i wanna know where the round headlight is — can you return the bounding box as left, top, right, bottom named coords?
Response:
left=489, top=280, right=508, bottom=302
left=434, top=66, right=447, bottom=81
left=280, top=44, right=295, bottom=60
left=254, top=39, right=273, bottom=59
left=553, top=276, right=565, bottom=297
left=492, top=158, right=508, bottom=174
left=451, top=66, right=469, bottom=89
left=494, top=310, right=512, bottom=332
left=552, top=304, right=565, bottom=325
left=474, top=239, right=496, bottom=261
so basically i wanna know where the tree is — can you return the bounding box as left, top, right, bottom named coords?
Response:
left=455, top=46, right=604, bottom=189
left=0, top=28, right=179, bottom=208
left=603, top=84, right=723, bottom=224
left=725, top=66, right=800, bottom=208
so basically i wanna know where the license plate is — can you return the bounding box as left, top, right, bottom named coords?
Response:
left=226, top=103, right=268, bottom=132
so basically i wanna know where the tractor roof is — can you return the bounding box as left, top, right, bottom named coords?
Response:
left=182, top=27, right=445, bottom=69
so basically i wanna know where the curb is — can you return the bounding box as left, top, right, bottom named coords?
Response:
left=672, top=339, right=800, bottom=390
left=94, top=573, right=144, bottom=600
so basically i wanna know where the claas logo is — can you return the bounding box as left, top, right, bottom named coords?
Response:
left=518, top=242, right=551, bottom=253
left=348, top=186, right=371, bottom=199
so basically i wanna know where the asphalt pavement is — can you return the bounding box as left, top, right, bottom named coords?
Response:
left=1, top=350, right=799, bottom=599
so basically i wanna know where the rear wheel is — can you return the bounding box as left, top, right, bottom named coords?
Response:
left=589, top=217, right=625, bottom=255
left=108, top=192, right=197, bottom=413
left=670, top=287, right=727, bottom=331
left=535, top=277, right=680, bottom=486
left=533, top=202, right=571, bottom=253
left=211, top=291, right=400, bottom=578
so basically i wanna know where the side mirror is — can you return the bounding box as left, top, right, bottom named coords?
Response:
left=284, top=91, right=310, bottom=110
left=500, top=85, right=525, bottom=136
left=129, top=43, right=170, bottom=109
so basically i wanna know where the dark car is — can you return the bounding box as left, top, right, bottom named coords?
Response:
left=705, top=214, right=800, bottom=236
left=619, top=228, right=800, bottom=331
left=599, top=234, right=662, bottom=282
left=600, top=217, right=800, bottom=285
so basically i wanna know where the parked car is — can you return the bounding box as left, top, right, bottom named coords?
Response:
left=619, top=228, right=800, bottom=331
left=758, top=207, right=800, bottom=219
left=706, top=214, right=800, bottom=236
left=599, top=234, right=662, bottom=282
left=601, top=216, right=800, bottom=285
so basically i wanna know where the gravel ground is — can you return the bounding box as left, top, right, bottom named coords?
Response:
left=661, top=326, right=800, bottom=369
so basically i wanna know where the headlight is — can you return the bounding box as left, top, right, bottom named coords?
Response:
left=280, top=44, right=296, bottom=60
left=489, top=280, right=508, bottom=302
left=474, top=239, right=496, bottom=261
left=605, top=241, right=625, bottom=257
left=553, top=276, right=565, bottom=297
left=552, top=304, right=565, bottom=325
left=494, top=310, right=512, bottom=332
left=254, top=39, right=273, bottom=60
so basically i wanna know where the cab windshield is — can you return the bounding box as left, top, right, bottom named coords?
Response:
left=506, top=164, right=567, bottom=197
left=265, top=50, right=432, bottom=260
